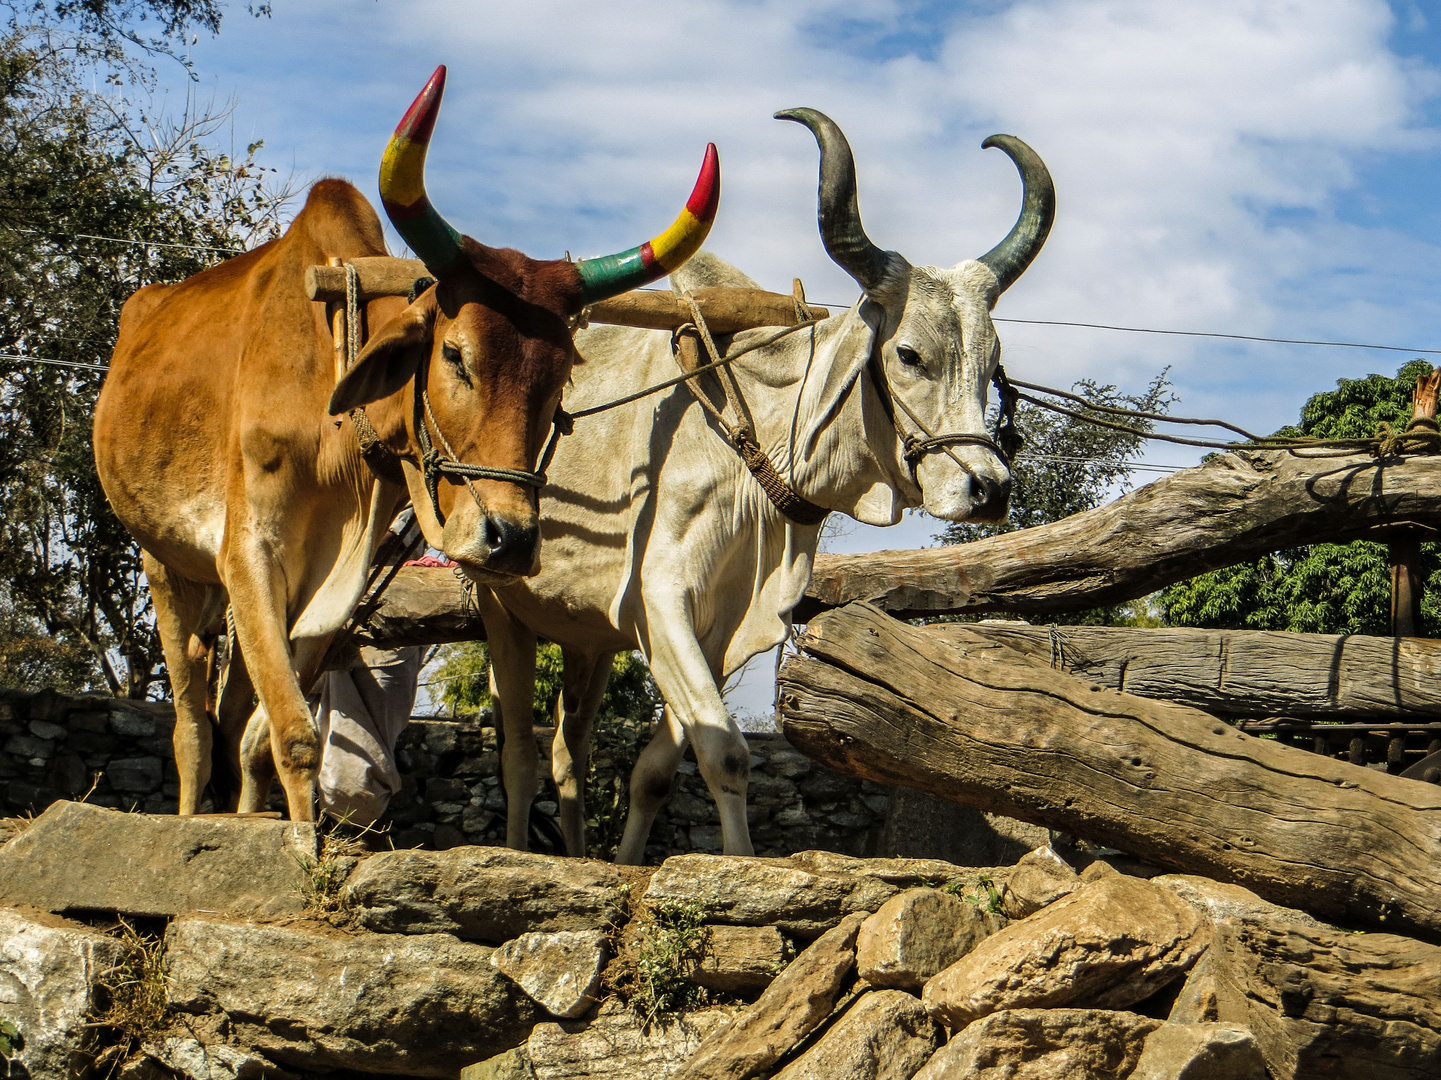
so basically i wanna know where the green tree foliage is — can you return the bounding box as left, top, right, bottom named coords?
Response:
left=1163, top=359, right=1441, bottom=635
left=431, top=641, right=664, bottom=859
left=936, top=371, right=1175, bottom=624
left=0, top=1, right=292, bottom=695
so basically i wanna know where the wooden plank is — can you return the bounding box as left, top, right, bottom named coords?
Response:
left=777, top=602, right=1441, bottom=940
left=797, top=449, right=1441, bottom=620
left=307, top=257, right=830, bottom=332
left=933, top=622, right=1441, bottom=720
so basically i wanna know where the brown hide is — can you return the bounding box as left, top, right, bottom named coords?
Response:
left=94, top=179, right=584, bottom=820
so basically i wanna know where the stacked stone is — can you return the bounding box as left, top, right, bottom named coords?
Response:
left=388, top=718, right=890, bottom=858
left=0, top=688, right=177, bottom=815
left=1, top=801, right=1438, bottom=1079
left=0, top=687, right=889, bottom=860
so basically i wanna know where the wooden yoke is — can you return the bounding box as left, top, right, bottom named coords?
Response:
left=306, top=256, right=831, bottom=333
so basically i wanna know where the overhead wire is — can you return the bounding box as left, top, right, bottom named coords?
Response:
left=10, top=227, right=243, bottom=255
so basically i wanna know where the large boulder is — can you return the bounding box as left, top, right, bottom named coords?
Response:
left=922, top=873, right=1208, bottom=1026
left=856, top=888, right=1001, bottom=990
left=771, top=989, right=940, bottom=1080
left=143, top=1037, right=294, bottom=1080
left=164, top=914, right=539, bottom=1077
left=913, top=1008, right=1161, bottom=1080
left=490, top=930, right=608, bottom=1020
left=1130, top=1022, right=1266, bottom=1080
left=0, top=800, right=315, bottom=919
left=693, top=926, right=793, bottom=993
left=1002, top=847, right=1079, bottom=919
left=1173, top=913, right=1441, bottom=1080
left=495, top=1002, right=736, bottom=1080
left=644, top=852, right=1006, bottom=938
left=344, top=847, right=632, bottom=943
left=0, top=906, right=132, bottom=1080
left=1152, top=874, right=1333, bottom=930
left=675, top=912, right=867, bottom=1080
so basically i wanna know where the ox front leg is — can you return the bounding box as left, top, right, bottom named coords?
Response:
left=226, top=544, right=319, bottom=822
left=617, top=706, right=687, bottom=865
left=635, top=635, right=755, bottom=860
left=552, top=649, right=615, bottom=858
left=485, top=612, right=540, bottom=850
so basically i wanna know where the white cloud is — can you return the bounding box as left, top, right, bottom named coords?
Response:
left=185, top=0, right=1441, bottom=450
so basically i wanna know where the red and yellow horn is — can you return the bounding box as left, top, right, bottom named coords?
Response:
left=380, top=65, right=464, bottom=276
left=576, top=143, right=720, bottom=304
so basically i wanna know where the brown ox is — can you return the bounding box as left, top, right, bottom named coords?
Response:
left=93, top=67, right=719, bottom=820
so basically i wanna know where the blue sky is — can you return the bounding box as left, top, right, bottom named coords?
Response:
left=146, top=1, right=1441, bottom=713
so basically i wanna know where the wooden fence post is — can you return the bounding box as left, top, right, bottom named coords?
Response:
left=1389, top=366, right=1441, bottom=638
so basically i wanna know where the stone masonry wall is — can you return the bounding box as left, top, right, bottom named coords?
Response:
left=0, top=688, right=889, bottom=859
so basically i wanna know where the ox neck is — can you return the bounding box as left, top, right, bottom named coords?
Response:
left=715, top=304, right=915, bottom=527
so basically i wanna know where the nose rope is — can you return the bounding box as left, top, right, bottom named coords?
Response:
left=864, top=345, right=1020, bottom=484
left=411, top=350, right=571, bottom=526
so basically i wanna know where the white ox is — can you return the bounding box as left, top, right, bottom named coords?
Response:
left=474, top=109, right=1054, bottom=863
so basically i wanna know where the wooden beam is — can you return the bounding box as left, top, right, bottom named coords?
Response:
left=797, top=449, right=1441, bottom=620
left=777, top=602, right=1441, bottom=940
left=307, top=258, right=830, bottom=332
left=351, top=567, right=485, bottom=649
left=938, top=622, right=1441, bottom=720
left=586, top=286, right=829, bottom=334
left=306, top=257, right=430, bottom=302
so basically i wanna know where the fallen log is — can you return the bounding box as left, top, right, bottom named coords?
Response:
left=776, top=602, right=1441, bottom=940
left=797, top=449, right=1441, bottom=620
left=942, top=622, right=1441, bottom=720
left=306, top=258, right=828, bottom=332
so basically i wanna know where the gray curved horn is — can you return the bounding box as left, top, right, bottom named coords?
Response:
left=776, top=108, right=891, bottom=293
left=977, top=134, right=1055, bottom=295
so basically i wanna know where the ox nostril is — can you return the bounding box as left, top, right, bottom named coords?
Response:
left=483, top=514, right=540, bottom=573
left=970, top=473, right=1011, bottom=518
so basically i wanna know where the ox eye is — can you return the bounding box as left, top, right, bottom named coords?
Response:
left=896, top=344, right=923, bottom=368
left=441, top=342, right=471, bottom=384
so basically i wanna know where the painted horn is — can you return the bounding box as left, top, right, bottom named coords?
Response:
left=775, top=108, right=892, bottom=293
left=379, top=66, right=465, bottom=277
left=575, top=144, right=720, bottom=304
left=976, top=135, right=1055, bottom=295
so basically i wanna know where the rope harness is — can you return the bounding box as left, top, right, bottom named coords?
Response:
left=663, top=294, right=1025, bottom=525
left=340, top=265, right=571, bottom=526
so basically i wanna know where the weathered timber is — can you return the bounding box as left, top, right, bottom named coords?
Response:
left=937, top=622, right=1441, bottom=720
left=797, top=449, right=1441, bottom=619
left=586, top=286, right=829, bottom=333
left=351, top=566, right=483, bottom=649
left=776, top=602, right=1441, bottom=940
left=307, top=258, right=829, bottom=331
left=306, top=256, right=431, bottom=302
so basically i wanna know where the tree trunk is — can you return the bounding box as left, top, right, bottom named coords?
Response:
left=777, top=602, right=1441, bottom=941
left=935, top=622, right=1441, bottom=720
left=797, top=449, right=1441, bottom=620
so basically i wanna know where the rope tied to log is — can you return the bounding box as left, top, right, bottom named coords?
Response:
left=671, top=294, right=830, bottom=526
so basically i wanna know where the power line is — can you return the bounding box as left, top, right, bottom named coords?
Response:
left=993, top=317, right=1441, bottom=356
left=798, top=293, right=1441, bottom=356
left=11, top=227, right=243, bottom=255
left=0, top=353, right=109, bottom=373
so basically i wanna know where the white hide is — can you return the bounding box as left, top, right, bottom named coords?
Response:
left=482, top=249, right=1011, bottom=860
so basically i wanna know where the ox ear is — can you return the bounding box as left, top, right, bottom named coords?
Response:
left=329, top=292, right=438, bottom=415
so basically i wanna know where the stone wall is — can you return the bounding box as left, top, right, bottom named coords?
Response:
left=0, top=688, right=889, bottom=859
